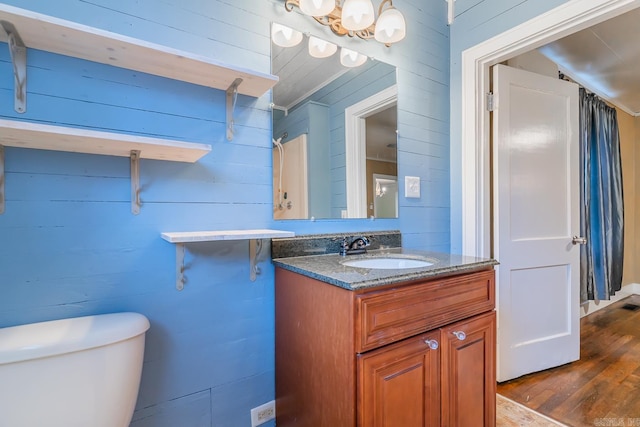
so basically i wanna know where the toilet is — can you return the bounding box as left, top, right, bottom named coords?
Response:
left=0, top=312, right=150, bottom=427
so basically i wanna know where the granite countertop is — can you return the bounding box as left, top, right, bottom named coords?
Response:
left=272, top=247, right=498, bottom=291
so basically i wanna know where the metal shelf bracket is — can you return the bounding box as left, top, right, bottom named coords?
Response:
left=173, top=239, right=260, bottom=290
left=249, top=238, right=264, bottom=282
left=1, top=21, right=27, bottom=113
left=175, top=243, right=186, bottom=291
left=130, top=150, right=141, bottom=215
left=226, top=78, right=243, bottom=141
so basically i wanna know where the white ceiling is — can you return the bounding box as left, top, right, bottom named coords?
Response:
left=537, top=7, right=640, bottom=116
left=272, top=40, right=348, bottom=111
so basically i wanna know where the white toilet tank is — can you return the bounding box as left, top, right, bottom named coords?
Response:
left=0, top=312, right=150, bottom=427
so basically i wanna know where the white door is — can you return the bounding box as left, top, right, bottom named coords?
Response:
left=273, top=134, right=308, bottom=220
left=493, top=64, right=580, bottom=382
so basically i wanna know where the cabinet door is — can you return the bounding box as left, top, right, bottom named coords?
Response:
left=358, top=331, right=441, bottom=427
left=441, top=311, right=496, bottom=427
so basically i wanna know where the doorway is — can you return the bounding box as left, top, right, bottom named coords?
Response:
left=461, top=0, right=640, bottom=257
left=460, top=0, right=640, bottom=380
left=345, top=85, right=398, bottom=218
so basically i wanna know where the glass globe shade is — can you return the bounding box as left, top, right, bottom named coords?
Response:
left=271, top=23, right=303, bottom=48
left=340, top=47, right=367, bottom=68
left=308, top=36, right=338, bottom=58
left=341, top=0, right=375, bottom=31
left=374, top=7, right=406, bottom=44
left=299, top=0, right=335, bottom=16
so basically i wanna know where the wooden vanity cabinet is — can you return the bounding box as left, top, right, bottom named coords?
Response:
left=275, top=267, right=495, bottom=427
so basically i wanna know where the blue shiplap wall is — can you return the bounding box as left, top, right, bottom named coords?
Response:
left=448, top=0, right=568, bottom=253
left=0, top=1, right=449, bottom=426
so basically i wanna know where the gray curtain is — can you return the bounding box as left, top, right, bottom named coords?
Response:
left=579, top=89, right=624, bottom=302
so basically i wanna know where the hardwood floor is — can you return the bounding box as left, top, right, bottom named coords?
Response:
left=497, top=294, right=640, bottom=427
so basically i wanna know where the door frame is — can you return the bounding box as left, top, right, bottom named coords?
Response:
left=460, top=0, right=640, bottom=257
left=345, top=84, right=398, bottom=218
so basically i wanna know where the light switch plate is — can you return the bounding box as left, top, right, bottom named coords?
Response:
left=405, top=176, right=420, bottom=198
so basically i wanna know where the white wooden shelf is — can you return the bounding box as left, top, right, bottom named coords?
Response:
left=161, top=229, right=295, bottom=243
left=0, top=4, right=278, bottom=140
left=0, top=119, right=212, bottom=215
left=162, top=229, right=295, bottom=290
left=0, top=119, right=211, bottom=162
left=0, top=4, right=278, bottom=97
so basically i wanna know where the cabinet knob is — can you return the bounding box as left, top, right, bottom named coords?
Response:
left=452, top=331, right=466, bottom=341
left=424, top=339, right=439, bottom=350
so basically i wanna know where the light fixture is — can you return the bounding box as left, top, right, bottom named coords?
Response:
left=374, top=3, right=406, bottom=44
left=299, top=0, right=335, bottom=16
left=340, top=47, right=367, bottom=67
left=284, top=0, right=406, bottom=46
left=271, top=22, right=303, bottom=47
left=308, top=36, right=338, bottom=58
left=342, top=0, right=375, bottom=31
left=447, top=0, right=455, bottom=25
left=272, top=23, right=366, bottom=67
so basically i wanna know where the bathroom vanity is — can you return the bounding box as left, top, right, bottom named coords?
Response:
left=272, top=239, right=497, bottom=427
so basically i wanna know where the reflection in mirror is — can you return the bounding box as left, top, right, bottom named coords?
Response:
left=372, top=174, right=398, bottom=218
left=271, top=23, right=398, bottom=220
left=368, top=107, right=397, bottom=219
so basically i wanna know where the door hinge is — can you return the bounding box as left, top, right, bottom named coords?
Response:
left=486, top=92, right=495, bottom=111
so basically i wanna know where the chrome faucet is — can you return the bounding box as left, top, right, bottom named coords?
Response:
left=339, top=236, right=371, bottom=256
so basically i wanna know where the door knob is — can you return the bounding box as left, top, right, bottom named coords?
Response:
left=572, top=235, right=587, bottom=245
left=424, top=339, right=439, bottom=350
left=452, top=331, right=466, bottom=341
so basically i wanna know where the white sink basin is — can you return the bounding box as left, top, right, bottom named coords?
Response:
left=341, top=257, right=433, bottom=269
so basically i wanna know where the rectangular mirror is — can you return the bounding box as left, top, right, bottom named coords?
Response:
left=271, top=23, right=398, bottom=220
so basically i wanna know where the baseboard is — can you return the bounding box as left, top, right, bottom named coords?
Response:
left=580, top=283, right=640, bottom=318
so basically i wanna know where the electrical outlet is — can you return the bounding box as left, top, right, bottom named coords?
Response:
left=251, top=400, right=275, bottom=427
